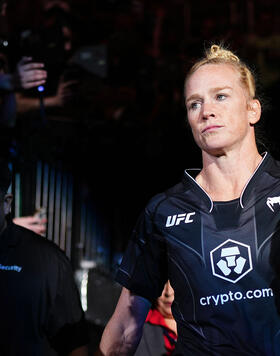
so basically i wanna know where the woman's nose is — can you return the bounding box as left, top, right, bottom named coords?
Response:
left=202, top=103, right=216, bottom=120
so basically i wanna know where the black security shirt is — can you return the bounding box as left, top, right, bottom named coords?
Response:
left=0, top=223, right=88, bottom=355
left=116, top=152, right=280, bottom=355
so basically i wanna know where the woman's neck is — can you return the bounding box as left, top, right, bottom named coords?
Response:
left=196, top=148, right=262, bottom=201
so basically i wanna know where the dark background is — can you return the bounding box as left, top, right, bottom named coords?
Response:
left=1, top=0, right=280, bottom=351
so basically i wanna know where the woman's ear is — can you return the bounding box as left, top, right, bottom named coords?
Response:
left=248, top=99, right=261, bottom=125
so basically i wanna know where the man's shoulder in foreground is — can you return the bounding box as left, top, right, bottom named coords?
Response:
left=2, top=222, right=71, bottom=272
left=7, top=222, right=65, bottom=251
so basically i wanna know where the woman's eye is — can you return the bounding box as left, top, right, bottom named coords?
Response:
left=189, top=102, right=201, bottom=110
left=216, top=94, right=227, bottom=101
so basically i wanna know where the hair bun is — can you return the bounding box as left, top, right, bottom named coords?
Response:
left=185, top=43, right=256, bottom=100
left=207, top=45, right=240, bottom=63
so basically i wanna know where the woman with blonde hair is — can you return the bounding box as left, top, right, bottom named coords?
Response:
left=98, top=44, right=280, bottom=355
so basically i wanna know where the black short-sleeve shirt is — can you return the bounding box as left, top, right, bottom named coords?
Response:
left=0, top=223, right=88, bottom=355
left=116, top=153, right=280, bottom=355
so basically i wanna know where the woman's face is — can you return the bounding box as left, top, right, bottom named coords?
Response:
left=185, top=63, right=260, bottom=156
left=156, top=281, right=175, bottom=319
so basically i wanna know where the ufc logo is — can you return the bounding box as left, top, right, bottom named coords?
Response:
left=165, top=212, right=195, bottom=227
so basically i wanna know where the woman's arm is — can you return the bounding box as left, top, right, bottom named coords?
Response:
left=98, top=287, right=151, bottom=356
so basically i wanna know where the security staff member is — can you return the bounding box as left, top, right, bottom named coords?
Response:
left=0, top=159, right=89, bottom=355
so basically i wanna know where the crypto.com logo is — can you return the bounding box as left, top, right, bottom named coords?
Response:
left=210, top=239, right=253, bottom=283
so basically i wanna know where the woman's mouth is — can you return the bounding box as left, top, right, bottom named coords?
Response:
left=202, top=125, right=223, bottom=133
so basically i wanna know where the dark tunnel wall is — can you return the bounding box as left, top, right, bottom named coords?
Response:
left=1, top=0, right=280, bottom=272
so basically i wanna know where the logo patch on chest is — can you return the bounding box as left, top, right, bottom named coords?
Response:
left=210, top=239, right=252, bottom=283
left=266, top=196, right=280, bottom=212
left=165, top=212, right=196, bottom=227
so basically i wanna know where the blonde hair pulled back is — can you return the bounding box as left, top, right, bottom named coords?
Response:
left=186, top=44, right=256, bottom=99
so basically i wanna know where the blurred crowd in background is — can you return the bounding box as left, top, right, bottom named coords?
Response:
left=1, top=0, right=280, bottom=280
left=2, top=0, right=280, bottom=352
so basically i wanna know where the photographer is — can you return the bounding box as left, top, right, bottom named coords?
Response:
left=0, top=0, right=47, bottom=126
left=14, top=0, right=78, bottom=117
